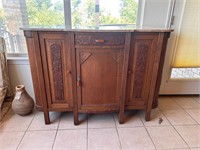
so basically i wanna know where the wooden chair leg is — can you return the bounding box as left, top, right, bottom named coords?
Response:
left=44, top=111, right=50, bottom=124
left=119, top=110, right=125, bottom=124
left=145, top=109, right=151, bottom=121
left=73, top=111, right=79, bottom=125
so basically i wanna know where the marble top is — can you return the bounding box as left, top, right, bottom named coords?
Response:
left=21, top=25, right=173, bottom=32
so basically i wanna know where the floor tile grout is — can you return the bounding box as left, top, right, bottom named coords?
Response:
left=192, top=96, right=200, bottom=104
left=161, top=110, right=198, bottom=126
left=25, top=129, right=58, bottom=131
left=51, top=112, right=62, bottom=150
left=160, top=108, right=190, bottom=149
left=137, top=111, right=157, bottom=150
left=172, top=126, right=191, bottom=149
left=16, top=109, right=37, bottom=150
left=58, top=128, right=87, bottom=130
left=87, top=114, right=88, bottom=150
left=184, top=109, right=200, bottom=125
left=113, top=113, right=122, bottom=150
left=172, top=97, right=200, bottom=109
left=170, top=97, right=200, bottom=125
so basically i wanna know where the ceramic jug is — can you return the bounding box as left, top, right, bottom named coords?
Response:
left=12, top=85, right=34, bottom=116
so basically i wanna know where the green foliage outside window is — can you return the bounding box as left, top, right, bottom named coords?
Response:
left=26, top=0, right=138, bottom=27
left=71, top=0, right=95, bottom=27
left=71, top=0, right=138, bottom=27
left=0, top=8, right=5, bottom=29
left=120, top=0, right=138, bottom=24
left=26, top=0, right=64, bottom=27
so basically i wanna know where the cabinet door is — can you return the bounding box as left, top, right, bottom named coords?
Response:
left=76, top=48, right=124, bottom=111
left=39, top=33, right=73, bottom=109
left=126, top=34, right=158, bottom=108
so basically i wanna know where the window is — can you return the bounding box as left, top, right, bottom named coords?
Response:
left=71, top=0, right=95, bottom=27
left=171, top=68, right=200, bottom=79
left=0, top=0, right=139, bottom=54
left=99, top=0, right=138, bottom=28
left=70, top=0, right=138, bottom=29
left=0, top=0, right=64, bottom=53
left=70, top=0, right=138, bottom=28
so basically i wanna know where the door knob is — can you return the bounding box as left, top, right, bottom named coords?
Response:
left=67, top=70, right=71, bottom=74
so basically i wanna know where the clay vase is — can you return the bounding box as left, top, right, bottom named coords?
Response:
left=12, top=85, right=34, bottom=116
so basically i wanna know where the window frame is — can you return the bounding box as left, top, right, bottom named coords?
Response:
left=6, top=0, right=142, bottom=57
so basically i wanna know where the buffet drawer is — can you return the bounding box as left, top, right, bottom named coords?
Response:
left=75, top=33, right=125, bottom=46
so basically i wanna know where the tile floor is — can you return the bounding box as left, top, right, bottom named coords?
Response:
left=0, top=96, right=200, bottom=150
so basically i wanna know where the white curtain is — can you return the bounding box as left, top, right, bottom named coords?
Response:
left=172, top=0, right=200, bottom=68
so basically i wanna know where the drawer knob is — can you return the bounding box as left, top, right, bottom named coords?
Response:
left=95, top=39, right=105, bottom=43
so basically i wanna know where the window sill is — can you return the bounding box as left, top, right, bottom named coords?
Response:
left=7, top=56, right=29, bottom=65
left=7, top=56, right=29, bottom=61
left=168, top=78, right=200, bottom=82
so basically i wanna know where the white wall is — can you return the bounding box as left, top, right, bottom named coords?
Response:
left=8, top=59, right=35, bottom=99
left=142, top=0, right=172, bottom=28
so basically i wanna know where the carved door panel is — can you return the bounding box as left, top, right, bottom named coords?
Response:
left=126, top=34, right=158, bottom=107
left=39, top=33, right=73, bottom=109
left=76, top=48, right=124, bottom=111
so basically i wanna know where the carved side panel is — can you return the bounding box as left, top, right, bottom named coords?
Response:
left=132, top=43, right=149, bottom=98
left=80, top=52, right=92, bottom=64
left=109, top=53, right=122, bottom=64
left=50, top=43, right=64, bottom=100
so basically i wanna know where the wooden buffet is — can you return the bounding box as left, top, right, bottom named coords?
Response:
left=23, top=28, right=172, bottom=125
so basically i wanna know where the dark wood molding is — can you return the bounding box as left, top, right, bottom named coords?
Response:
left=24, top=31, right=33, bottom=38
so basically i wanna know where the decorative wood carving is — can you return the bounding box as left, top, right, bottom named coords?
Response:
left=50, top=43, right=64, bottom=100
left=76, top=35, right=93, bottom=45
left=75, top=34, right=124, bottom=45
left=132, top=43, right=149, bottom=98
left=109, top=53, right=122, bottom=64
left=80, top=52, right=92, bottom=64
left=108, top=36, right=125, bottom=45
